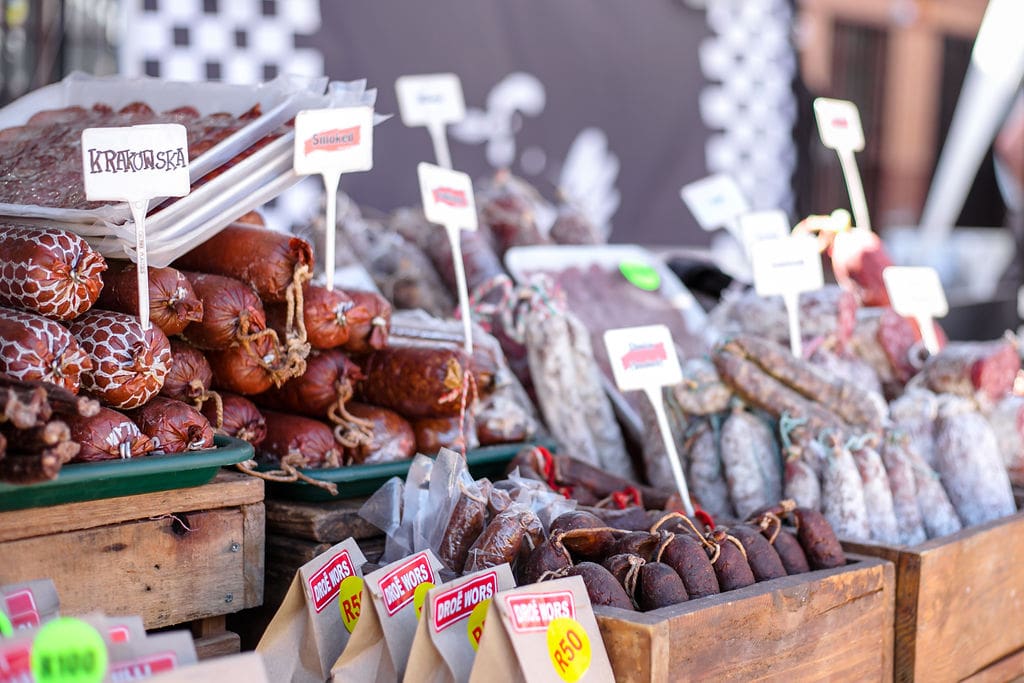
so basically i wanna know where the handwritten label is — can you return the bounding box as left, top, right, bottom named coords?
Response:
left=603, top=325, right=683, bottom=393
left=108, top=653, right=176, bottom=681
left=738, top=209, right=790, bottom=260
left=505, top=591, right=576, bottom=634
left=418, top=163, right=478, bottom=231
left=680, top=173, right=749, bottom=232
left=546, top=618, right=592, bottom=683
left=81, top=125, right=190, bottom=201
left=308, top=550, right=357, bottom=614
left=293, top=107, right=374, bottom=176
left=339, top=576, right=364, bottom=634
left=3, top=591, right=38, bottom=631
left=467, top=599, right=489, bottom=651
left=378, top=552, right=436, bottom=617
left=813, top=97, right=865, bottom=151
left=396, top=73, right=466, bottom=127
left=432, top=572, right=498, bottom=633
left=751, top=235, right=824, bottom=298
left=30, top=618, right=107, bottom=683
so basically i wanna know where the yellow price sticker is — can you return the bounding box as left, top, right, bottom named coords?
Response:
left=413, top=582, right=434, bottom=620
left=546, top=617, right=591, bottom=683
left=466, top=599, right=490, bottom=651
left=338, top=576, right=364, bottom=634
left=30, top=617, right=108, bottom=683
left=0, top=612, right=12, bottom=638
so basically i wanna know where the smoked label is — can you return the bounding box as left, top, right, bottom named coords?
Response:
left=304, top=126, right=360, bottom=155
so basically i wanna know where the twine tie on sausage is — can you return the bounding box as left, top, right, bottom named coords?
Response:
left=234, top=457, right=339, bottom=496
left=753, top=512, right=783, bottom=545
left=328, top=382, right=374, bottom=448
left=623, top=556, right=646, bottom=607
left=437, top=370, right=478, bottom=456
left=118, top=440, right=132, bottom=460
left=722, top=533, right=748, bottom=561
left=536, top=566, right=571, bottom=583
left=654, top=531, right=674, bottom=564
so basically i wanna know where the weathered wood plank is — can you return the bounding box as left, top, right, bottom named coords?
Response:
left=0, top=471, right=264, bottom=543
left=264, top=497, right=378, bottom=542
left=960, top=647, right=1024, bottom=683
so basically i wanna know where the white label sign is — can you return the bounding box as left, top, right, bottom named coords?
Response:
left=751, top=235, right=824, bottom=298
left=82, top=124, right=190, bottom=201
left=883, top=266, right=949, bottom=318
left=738, top=209, right=790, bottom=260
left=680, top=174, right=749, bottom=232
left=418, top=163, right=478, bottom=231
left=813, top=98, right=865, bottom=152
left=293, top=106, right=374, bottom=175
left=396, top=73, right=466, bottom=127
left=603, top=325, right=683, bottom=393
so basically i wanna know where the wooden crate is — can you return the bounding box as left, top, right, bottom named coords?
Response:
left=844, top=510, right=1024, bottom=682
left=596, top=555, right=894, bottom=682
left=0, top=471, right=265, bottom=641
left=264, top=496, right=380, bottom=543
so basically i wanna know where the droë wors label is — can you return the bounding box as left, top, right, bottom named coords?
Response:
left=505, top=591, right=575, bottom=634
left=432, top=572, right=498, bottom=632
left=108, top=653, right=176, bottom=682
left=379, top=552, right=435, bottom=617
left=303, top=126, right=360, bottom=155
left=309, top=551, right=357, bottom=613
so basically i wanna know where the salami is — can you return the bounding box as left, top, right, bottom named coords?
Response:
left=65, top=406, right=154, bottom=462
left=0, top=224, right=106, bottom=320
left=265, top=284, right=369, bottom=350
left=849, top=441, right=901, bottom=545
left=0, top=307, right=92, bottom=393
left=920, top=338, right=1020, bottom=406
left=820, top=434, right=871, bottom=542
left=903, top=441, right=963, bottom=539
left=67, top=309, right=171, bottom=409
left=258, top=410, right=342, bottom=469
left=672, top=357, right=733, bottom=416
left=95, top=261, right=202, bottom=336
left=207, top=333, right=282, bottom=396
left=412, top=414, right=478, bottom=455
left=341, top=290, right=391, bottom=353
left=160, top=340, right=213, bottom=405
left=344, top=402, right=416, bottom=465
left=685, top=418, right=734, bottom=520
left=879, top=429, right=928, bottom=545
left=985, top=395, right=1024, bottom=486
left=358, top=345, right=471, bottom=419
left=202, top=392, right=265, bottom=447
left=720, top=405, right=777, bottom=519
left=180, top=272, right=265, bottom=351
left=125, top=397, right=215, bottom=453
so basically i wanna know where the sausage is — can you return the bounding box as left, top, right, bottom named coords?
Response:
left=609, top=532, right=660, bottom=560
left=903, top=442, right=963, bottom=539
left=791, top=506, right=845, bottom=569
left=820, top=435, right=871, bottom=542
left=889, top=386, right=940, bottom=468
left=258, top=409, right=342, bottom=468
left=67, top=309, right=172, bottom=410
left=358, top=345, right=470, bottom=418
left=879, top=430, right=928, bottom=546
left=256, top=349, right=364, bottom=417
left=341, top=290, right=391, bottom=353
left=603, top=553, right=643, bottom=589
left=849, top=442, right=901, bottom=545
left=564, top=562, right=634, bottom=611
left=207, top=333, right=281, bottom=395
left=95, top=261, right=202, bottom=336
left=720, top=406, right=778, bottom=519
left=672, top=357, right=733, bottom=416
left=65, top=406, right=154, bottom=462
left=707, top=530, right=756, bottom=591
left=202, top=392, right=265, bottom=446
left=934, top=400, right=1016, bottom=527
left=685, top=418, right=734, bottom=520
left=582, top=505, right=652, bottom=531
left=265, top=284, right=369, bottom=350
left=656, top=534, right=720, bottom=598
left=463, top=506, right=544, bottom=574
left=725, top=524, right=787, bottom=581
left=179, top=272, right=266, bottom=350
left=0, top=224, right=106, bottom=320
left=985, top=394, right=1024, bottom=485
left=173, top=224, right=313, bottom=302
left=475, top=391, right=532, bottom=446
left=520, top=536, right=573, bottom=585
left=553, top=524, right=617, bottom=563
left=124, top=396, right=215, bottom=453
left=781, top=422, right=822, bottom=511
left=762, top=524, right=810, bottom=575
left=160, top=340, right=213, bottom=404
left=344, top=402, right=416, bottom=465
left=412, top=414, right=477, bottom=455
left=637, top=562, right=688, bottom=610
left=920, top=339, right=1020, bottom=405
left=0, top=451, right=62, bottom=484
left=0, top=307, right=92, bottom=393
left=438, top=488, right=489, bottom=573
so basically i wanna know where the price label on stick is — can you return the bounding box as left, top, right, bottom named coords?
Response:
left=396, top=73, right=465, bottom=169
left=418, top=162, right=478, bottom=353
left=751, top=235, right=824, bottom=358
left=293, top=105, right=374, bottom=291
left=82, top=123, right=190, bottom=330
left=603, top=325, right=693, bottom=516
left=883, top=266, right=948, bottom=355
left=738, top=209, right=790, bottom=261
left=680, top=173, right=749, bottom=238
left=813, top=97, right=872, bottom=232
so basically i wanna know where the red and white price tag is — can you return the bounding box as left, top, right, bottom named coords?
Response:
left=680, top=173, right=749, bottom=236
left=883, top=266, right=948, bottom=355
left=418, top=162, right=477, bottom=352
left=751, top=235, right=824, bottom=357
left=813, top=97, right=872, bottom=231
left=82, top=123, right=190, bottom=330
left=396, top=73, right=465, bottom=169
left=603, top=325, right=692, bottom=516
left=293, top=106, right=375, bottom=291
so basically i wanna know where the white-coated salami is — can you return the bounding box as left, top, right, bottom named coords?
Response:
left=889, top=386, right=939, bottom=468
left=720, top=404, right=776, bottom=519
left=849, top=440, right=901, bottom=545
left=879, top=429, right=928, bottom=545
left=685, top=417, right=733, bottom=519
left=821, top=433, right=871, bottom=542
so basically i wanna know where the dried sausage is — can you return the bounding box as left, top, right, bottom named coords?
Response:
left=0, top=307, right=92, bottom=393
left=202, top=392, right=265, bottom=447
left=564, top=562, right=635, bottom=611
left=180, top=272, right=266, bottom=350
left=258, top=409, right=342, bottom=468
left=344, top=402, right=416, bottom=465
left=637, top=562, right=688, bottom=610
left=341, top=290, right=391, bottom=353
left=160, top=340, right=213, bottom=404
left=359, top=345, right=470, bottom=419
left=65, top=406, right=154, bottom=462
left=125, top=396, right=214, bottom=453
left=96, top=261, right=201, bottom=336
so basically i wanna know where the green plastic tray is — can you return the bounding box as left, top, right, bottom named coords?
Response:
left=0, top=435, right=253, bottom=512
left=261, top=440, right=553, bottom=502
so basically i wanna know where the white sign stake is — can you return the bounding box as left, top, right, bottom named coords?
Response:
left=82, top=124, right=191, bottom=330
left=680, top=173, right=749, bottom=241
left=883, top=266, right=948, bottom=355
left=294, top=106, right=375, bottom=291
left=603, top=325, right=693, bottom=517
left=396, top=73, right=466, bottom=170
left=813, top=97, right=872, bottom=232
left=751, top=235, right=825, bottom=358
left=418, top=162, right=477, bottom=353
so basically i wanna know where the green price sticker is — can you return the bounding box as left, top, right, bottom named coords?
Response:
left=618, top=261, right=661, bottom=291
left=0, top=612, right=12, bottom=638
left=30, top=617, right=107, bottom=683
